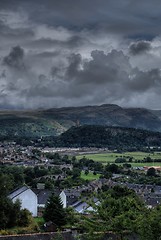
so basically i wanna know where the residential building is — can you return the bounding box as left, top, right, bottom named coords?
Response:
left=8, top=186, right=38, bottom=217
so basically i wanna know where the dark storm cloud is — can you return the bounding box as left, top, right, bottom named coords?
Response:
left=0, top=0, right=161, bottom=109
left=1, top=47, right=161, bottom=109
left=66, top=50, right=131, bottom=85
left=1, top=0, right=161, bottom=36
left=66, top=50, right=161, bottom=92
left=3, top=46, right=25, bottom=69
left=129, top=41, right=151, bottom=55
left=20, top=50, right=161, bottom=103
left=128, top=68, right=161, bottom=91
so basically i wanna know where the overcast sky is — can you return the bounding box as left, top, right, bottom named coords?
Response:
left=0, top=0, right=161, bottom=109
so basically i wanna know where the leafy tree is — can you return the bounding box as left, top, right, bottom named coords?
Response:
left=115, top=157, right=126, bottom=163
left=0, top=174, right=14, bottom=196
left=72, top=168, right=81, bottom=179
left=18, top=209, right=32, bottom=227
left=45, top=180, right=54, bottom=190
left=0, top=196, right=14, bottom=229
left=123, top=163, right=131, bottom=168
left=145, top=156, right=152, bottom=162
left=81, top=186, right=145, bottom=239
left=43, top=194, right=67, bottom=228
left=128, top=157, right=133, bottom=162
left=104, top=163, right=120, bottom=174
left=0, top=197, right=32, bottom=229
left=71, top=156, right=76, bottom=164
left=9, top=199, right=21, bottom=227
left=138, top=206, right=161, bottom=240
left=147, top=167, right=156, bottom=177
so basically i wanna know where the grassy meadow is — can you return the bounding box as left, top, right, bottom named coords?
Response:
left=80, top=171, right=101, bottom=180
left=77, top=151, right=161, bottom=167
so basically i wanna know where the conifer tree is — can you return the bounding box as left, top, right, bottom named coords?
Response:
left=43, top=193, right=67, bottom=228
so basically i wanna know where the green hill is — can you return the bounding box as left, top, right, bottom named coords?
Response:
left=55, top=125, right=161, bottom=150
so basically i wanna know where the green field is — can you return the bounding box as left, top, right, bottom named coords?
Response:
left=77, top=152, right=161, bottom=167
left=81, top=171, right=101, bottom=180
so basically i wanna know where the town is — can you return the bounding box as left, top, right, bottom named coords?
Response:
left=1, top=141, right=161, bottom=239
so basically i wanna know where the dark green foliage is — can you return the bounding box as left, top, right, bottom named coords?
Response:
left=0, top=196, right=15, bottom=229
left=0, top=115, right=58, bottom=140
left=0, top=196, right=31, bottom=229
left=85, top=169, right=89, bottom=175
left=147, top=167, right=156, bottom=176
left=0, top=174, right=14, bottom=196
left=137, top=206, right=161, bottom=240
left=115, top=157, right=126, bottom=163
left=0, top=174, right=32, bottom=230
left=55, top=125, right=161, bottom=150
left=72, top=168, right=81, bottom=179
left=43, top=194, right=67, bottom=228
left=17, top=209, right=32, bottom=227
left=105, top=163, right=120, bottom=174
left=81, top=185, right=161, bottom=239
left=123, top=163, right=131, bottom=168
left=81, top=186, right=145, bottom=239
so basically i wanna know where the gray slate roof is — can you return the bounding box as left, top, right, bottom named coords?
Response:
left=36, top=189, right=52, bottom=205
left=8, top=186, right=29, bottom=200
left=32, top=189, right=60, bottom=205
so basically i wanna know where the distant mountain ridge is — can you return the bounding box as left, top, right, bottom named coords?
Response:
left=0, top=104, right=161, bottom=138
left=42, top=104, right=161, bottom=132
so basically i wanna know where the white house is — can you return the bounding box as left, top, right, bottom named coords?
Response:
left=8, top=186, right=38, bottom=217
left=59, top=189, right=81, bottom=208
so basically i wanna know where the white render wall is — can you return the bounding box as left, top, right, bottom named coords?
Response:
left=59, top=191, right=67, bottom=208
left=12, top=189, right=38, bottom=217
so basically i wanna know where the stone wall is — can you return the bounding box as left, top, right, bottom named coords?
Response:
left=0, top=231, right=74, bottom=240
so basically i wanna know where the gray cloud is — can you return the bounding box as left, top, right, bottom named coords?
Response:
left=1, top=0, right=161, bottom=36
left=25, top=35, right=87, bottom=50
left=6, top=49, right=159, bottom=109
left=0, top=1, right=161, bottom=109
left=3, top=46, right=25, bottom=69
left=129, top=41, right=151, bottom=55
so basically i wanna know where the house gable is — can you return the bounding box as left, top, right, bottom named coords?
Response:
left=8, top=186, right=38, bottom=217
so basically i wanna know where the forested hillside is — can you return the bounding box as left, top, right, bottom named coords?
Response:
left=55, top=125, right=161, bottom=149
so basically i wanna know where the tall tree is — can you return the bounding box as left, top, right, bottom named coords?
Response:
left=43, top=194, right=67, bottom=228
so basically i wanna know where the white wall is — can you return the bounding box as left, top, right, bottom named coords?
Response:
left=12, top=189, right=38, bottom=217
left=59, top=191, right=66, bottom=208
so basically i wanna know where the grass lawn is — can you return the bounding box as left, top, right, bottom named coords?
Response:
left=77, top=152, right=161, bottom=167
left=34, top=217, right=45, bottom=227
left=81, top=171, right=101, bottom=180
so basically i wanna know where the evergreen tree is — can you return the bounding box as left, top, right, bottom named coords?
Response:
left=43, top=194, right=67, bottom=228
